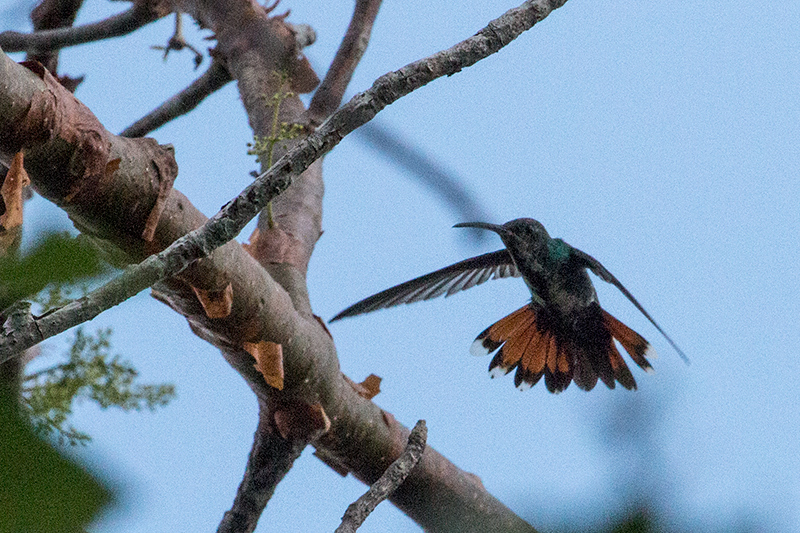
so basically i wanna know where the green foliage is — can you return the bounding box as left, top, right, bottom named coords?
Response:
left=0, top=232, right=107, bottom=310
left=0, top=387, right=111, bottom=533
left=21, top=327, right=175, bottom=446
left=246, top=87, right=304, bottom=168
left=0, top=231, right=173, bottom=445
left=246, top=77, right=304, bottom=228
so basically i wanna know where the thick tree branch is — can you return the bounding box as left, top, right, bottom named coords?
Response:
left=175, top=0, right=323, bottom=287
left=335, top=420, right=426, bottom=533
left=174, top=6, right=370, bottom=530
left=0, top=2, right=165, bottom=53
left=306, top=0, right=382, bottom=125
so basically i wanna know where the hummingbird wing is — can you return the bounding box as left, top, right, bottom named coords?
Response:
left=572, top=248, right=690, bottom=364
left=330, top=249, right=519, bottom=321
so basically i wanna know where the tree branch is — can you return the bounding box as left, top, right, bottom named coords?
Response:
left=120, top=57, right=231, bottom=138
left=0, top=0, right=567, bottom=359
left=119, top=20, right=318, bottom=139
left=335, top=420, right=426, bottom=533
left=306, top=0, right=382, bottom=125
left=175, top=0, right=323, bottom=282
left=217, top=402, right=309, bottom=533
left=0, top=2, right=165, bottom=53
left=26, top=0, right=85, bottom=78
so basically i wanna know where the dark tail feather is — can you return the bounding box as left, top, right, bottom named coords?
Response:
left=571, top=345, right=600, bottom=391
left=607, top=340, right=637, bottom=390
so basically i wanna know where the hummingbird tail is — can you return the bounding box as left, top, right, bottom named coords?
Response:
left=470, top=305, right=656, bottom=393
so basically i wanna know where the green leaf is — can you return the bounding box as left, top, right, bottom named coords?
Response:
left=0, top=232, right=107, bottom=309
left=0, top=392, right=111, bottom=532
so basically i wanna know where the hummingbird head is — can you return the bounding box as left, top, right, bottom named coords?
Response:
left=454, top=218, right=551, bottom=256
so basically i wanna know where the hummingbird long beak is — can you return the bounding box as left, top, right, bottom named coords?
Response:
left=453, top=221, right=507, bottom=235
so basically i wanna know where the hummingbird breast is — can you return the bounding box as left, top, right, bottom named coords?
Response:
left=544, top=267, right=598, bottom=317
left=512, top=247, right=598, bottom=318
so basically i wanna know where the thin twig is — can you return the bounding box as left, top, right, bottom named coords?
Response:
left=0, top=4, right=163, bottom=53
left=335, top=420, right=427, bottom=533
left=0, top=0, right=568, bottom=364
left=306, top=0, right=382, bottom=125
left=120, top=57, right=231, bottom=138
left=150, top=11, right=204, bottom=69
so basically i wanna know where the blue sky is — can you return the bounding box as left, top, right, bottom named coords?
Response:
left=10, top=0, right=800, bottom=531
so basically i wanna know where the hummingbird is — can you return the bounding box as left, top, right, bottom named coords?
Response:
left=330, top=218, right=688, bottom=393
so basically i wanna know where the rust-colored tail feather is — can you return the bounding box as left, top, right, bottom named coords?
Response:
left=602, top=310, right=655, bottom=373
